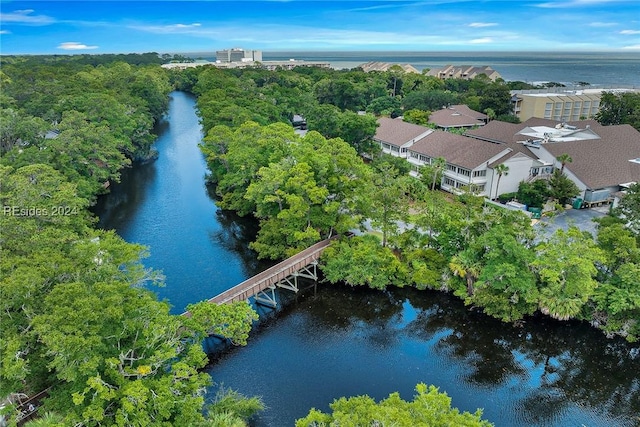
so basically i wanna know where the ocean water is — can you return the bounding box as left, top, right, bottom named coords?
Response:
left=183, top=51, right=638, bottom=87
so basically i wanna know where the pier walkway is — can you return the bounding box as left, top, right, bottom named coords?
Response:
left=182, top=237, right=334, bottom=316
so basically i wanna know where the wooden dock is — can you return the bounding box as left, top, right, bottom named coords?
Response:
left=181, top=237, right=334, bottom=316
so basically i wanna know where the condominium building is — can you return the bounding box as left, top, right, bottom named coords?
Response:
left=511, top=88, right=638, bottom=122
left=215, top=48, right=262, bottom=63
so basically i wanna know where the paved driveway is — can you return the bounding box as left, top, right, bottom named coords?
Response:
left=535, top=206, right=608, bottom=238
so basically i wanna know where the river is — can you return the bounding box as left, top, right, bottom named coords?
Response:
left=94, top=91, right=640, bottom=427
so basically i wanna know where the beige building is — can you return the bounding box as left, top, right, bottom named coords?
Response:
left=511, top=88, right=639, bottom=122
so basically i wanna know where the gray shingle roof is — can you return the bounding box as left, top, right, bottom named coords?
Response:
left=466, top=118, right=640, bottom=189
left=542, top=124, right=640, bottom=189
left=429, top=105, right=487, bottom=128
left=373, top=117, right=432, bottom=147
left=409, top=130, right=509, bottom=169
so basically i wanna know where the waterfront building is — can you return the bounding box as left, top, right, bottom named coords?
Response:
left=216, top=48, right=262, bottom=63
left=426, top=65, right=501, bottom=81
left=466, top=118, right=640, bottom=204
left=510, top=87, right=639, bottom=122
left=375, top=116, right=640, bottom=202
left=359, top=61, right=420, bottom=73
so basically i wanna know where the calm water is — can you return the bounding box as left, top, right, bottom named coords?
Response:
left=263, top=51, right=640, bottom=87
left=95, top=91, right=640, bottom=426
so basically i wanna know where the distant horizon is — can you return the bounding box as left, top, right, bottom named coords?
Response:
left=2, top=1, right=639, bottom=54
left=4, top=49, right=639, bottom=57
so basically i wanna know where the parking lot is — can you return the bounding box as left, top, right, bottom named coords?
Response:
left=535, top=206, right=609, bottom=238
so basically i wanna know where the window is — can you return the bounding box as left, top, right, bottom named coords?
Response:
left=473, top=170, right=486, bottom=177
left=446, top=164, right=457, bottom=172
left=419, top=154, right=431, bottom=163
left=410, top=152, right=419, bottom=159
left=443, top=177, right=456, bottom=187
left=458, top=168, right=471, bottom=177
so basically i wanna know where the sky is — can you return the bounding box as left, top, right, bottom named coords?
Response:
left=1, top=1, right=640, bottom=54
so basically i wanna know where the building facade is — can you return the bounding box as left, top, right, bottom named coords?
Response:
left=511, top=88, right=639, bottom=122
left=215, top=48, right=263, bottom=63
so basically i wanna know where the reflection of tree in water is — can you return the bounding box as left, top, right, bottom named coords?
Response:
left=400, top=287, right=527, bottom=386
left=294, top=283, right=406, bottom=350
left=401, top=286, right=640, bottom=425
left=207, top=203, right=273, bottom=278
left=518, top=319, right=640, bottom=426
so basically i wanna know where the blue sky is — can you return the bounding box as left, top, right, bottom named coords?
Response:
left=1, top=1, right=639, bottom=54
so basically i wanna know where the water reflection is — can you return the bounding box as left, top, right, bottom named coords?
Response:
left=210, top=284, right=640, bottom=426
left=92, top=91, right=638, bottom=427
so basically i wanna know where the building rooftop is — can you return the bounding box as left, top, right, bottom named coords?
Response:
left=467, top=117, right=640, bottom=189
left=410, top=130, right=509, bottom=170
left=373, top=117, right=433, bottom=147
left=429, top=105, right=486, bottom=128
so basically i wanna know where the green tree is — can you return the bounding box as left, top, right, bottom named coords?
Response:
left=200, top=121, right=293, bottom=216
left=367, top=162, right=408, bottom=247
left=242, top=130, right=370, bottom=259
left=459, top=226, right=539, bottom=322
left=595, top=91, right=640, bottom=131
left=479, top=83, right=512, bottom=116
left=429, top=157, right=447, bottom=191
left=614, top=182, right=640, bottom=235
left=556, top=153, right=573, bottom=174
left=296, top=383, right=493, bottom=427
left=531, top=227, right=605, bottom=320
left=336, top=111, right=378, bottom=155
left=321, top=235, right=408, bottom=290
left=366, top=96, right=402, bottom=117
left=493, top=163, right=509, bottom=200
left=402, top=90, right=459, bottom=112
left=516, top=180, right=549, bottom=208
left=402, top=109, right=432, bottom=126
left=548, top=170, right=580, bottom=205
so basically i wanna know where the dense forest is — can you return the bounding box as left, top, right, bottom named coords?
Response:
left=1, top=53, right=638, bottom=426
left=186, top=63, right=639, bottom=343
left=0, top=55, right=261, bottom=426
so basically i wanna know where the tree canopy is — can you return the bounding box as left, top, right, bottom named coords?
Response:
left=296, top=383, right=493, bottom=427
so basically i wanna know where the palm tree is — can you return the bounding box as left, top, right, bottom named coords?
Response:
left=431, top=157, right=447, bottom=191
left=449, top=252, right=481, bottom=297
left=493, top=163, right=509, bottom=200
left=556, top=153, right=573, bottom=174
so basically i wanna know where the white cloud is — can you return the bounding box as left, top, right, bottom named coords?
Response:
left=0, top=30, right=10, bottom=35
left=57, top=42, right=99, bottom=50
left=129, top=23, right=204, bottom=34
left=622, top=44, right=640, bottom=50
left=620, top=29, right=640, bottom=34
left=588, top=22, right=618, bottom=27
left=469, top=22, right=498, bottom=28
left=470, top=37, right=493, bottom=44
left=0, top=9, right=54, bottom=25
left=536, top=0, right=621, bottom=8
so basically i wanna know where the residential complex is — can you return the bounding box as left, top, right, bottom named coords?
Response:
left=510, top=87, right=639, bottom=122
left=428, top=105, right=487, bottom=130
left=374, top=116, right=640, bottom=203
left=425, top=65, right=502, bottom=81
left=359, top=62, right=420, bottom=73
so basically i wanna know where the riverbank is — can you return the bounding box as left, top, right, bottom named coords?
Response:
left=91, top=90, right=640, bottom=427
